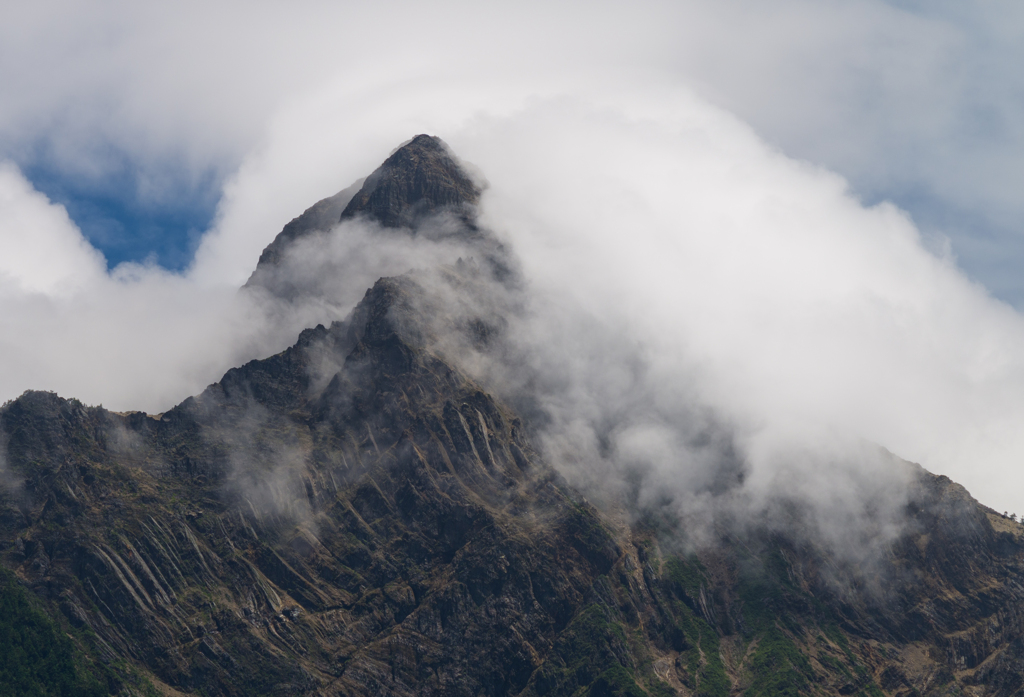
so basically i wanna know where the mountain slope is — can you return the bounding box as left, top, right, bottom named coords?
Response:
left=2, top=136, right=1024, bottom=697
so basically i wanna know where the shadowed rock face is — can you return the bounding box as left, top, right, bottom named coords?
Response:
left=3, top=138, right=1024, bottom=697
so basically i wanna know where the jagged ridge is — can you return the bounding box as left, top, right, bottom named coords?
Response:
left=1, top=138, right=1024, bottom=697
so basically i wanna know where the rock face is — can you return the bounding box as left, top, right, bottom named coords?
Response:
left=3, top=137, right=1024, bottom=696
left=337, top=134, right=481, bottom=229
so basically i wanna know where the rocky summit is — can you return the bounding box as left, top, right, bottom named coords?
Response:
left=3, top=136, right=1024, bottom=697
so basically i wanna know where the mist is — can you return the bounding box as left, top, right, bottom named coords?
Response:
left=2, top=2, right=1024, bottom=521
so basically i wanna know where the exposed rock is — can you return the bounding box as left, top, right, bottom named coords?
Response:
left=338, top=134, right=481, bottom=230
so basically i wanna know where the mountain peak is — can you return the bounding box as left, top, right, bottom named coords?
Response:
left=8, top=134, right=1024, bottom=696
left=339, top=134, right=480, bottom=229
left=246, top=135, right=482, bottom=285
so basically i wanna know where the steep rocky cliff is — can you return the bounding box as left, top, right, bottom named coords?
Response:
left=2, top=136, right=1024, bottom=697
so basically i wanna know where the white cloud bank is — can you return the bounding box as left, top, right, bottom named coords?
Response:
left=0, top=159, right=265, bottom=410
left=2, top=1, right=1024, bottom=516
left=5, top=82, right=1024, bottom=515
left=4, top=1, right=1021, bottom=298
left=0, top=162, right=105, bottom=296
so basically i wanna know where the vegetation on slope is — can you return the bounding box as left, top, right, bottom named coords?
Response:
left=0, top=567, right=109, bottom=697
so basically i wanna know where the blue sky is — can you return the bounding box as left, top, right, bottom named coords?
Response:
left=23, top=158, right=219, bottom=270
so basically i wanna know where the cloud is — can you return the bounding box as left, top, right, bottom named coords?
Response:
left=0, top=161, right=106, bottom=296
left=0, top=162, right=277, bottom=411
left=3, top=0, right=1024, bottom=524
left=667, top=0, right=1024, bottom=303
left=4, top=1, right=1022, bottom=299
left=448, top=95, right=1024, bottom=516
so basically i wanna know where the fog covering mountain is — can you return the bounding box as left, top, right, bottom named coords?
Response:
left=2, top=136, right=1024, bottom=696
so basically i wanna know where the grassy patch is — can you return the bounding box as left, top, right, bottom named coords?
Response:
left=693, top=626, right=731, bottom=697
left=744, top=626, right=815, bottom=697
left=663, top=555, right=707, bottom=601
left=585, top=663, right=648, bottom=697
left=818, top=653, right=852, bottom=680
left=659, top=554, right=730, bottom=697
left=0, top=568, right=111, bottom=696
left=524, top=602, right=647, bottom=697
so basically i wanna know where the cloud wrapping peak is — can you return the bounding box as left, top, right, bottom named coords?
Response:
left=453, top=96, right=1024, bottom=516
left=1, top=1, right=1024, bottom=516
